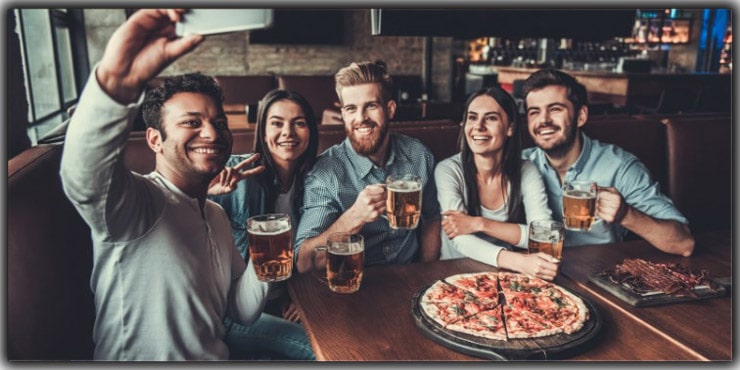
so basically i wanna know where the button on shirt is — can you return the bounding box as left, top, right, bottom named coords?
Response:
left=295, top=134, right=440, bottom=265
left=521, top=132, right=688, bottom=247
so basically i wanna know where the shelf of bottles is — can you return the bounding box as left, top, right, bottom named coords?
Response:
left=719, top=25, right=732, bottom=74
left=467, top=37, right=640, bottom=72
left=626, top=9, right=692, bottom=45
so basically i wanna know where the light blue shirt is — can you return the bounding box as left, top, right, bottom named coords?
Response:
left=295, top=134, right=440, bottom=266
left=521, top=132, right=688, bottom=247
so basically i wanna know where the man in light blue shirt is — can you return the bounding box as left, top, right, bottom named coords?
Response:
left=294, top=61, right=441, bottom=273
left=521, top=69, right=694, bottom=256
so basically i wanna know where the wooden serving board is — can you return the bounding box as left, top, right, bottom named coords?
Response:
left=410, top=286, right=602, bottom=360
left=588, top=273, right=727, bottom=307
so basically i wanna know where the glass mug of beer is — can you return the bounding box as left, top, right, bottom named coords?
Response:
left=386, top=174, right=423, bottom=230
left=246, top=213, right=293, bottom=282
left=528, top=220, right=565, bottom=261
left=562, top=180, right=598, bottom=231
left=312, top=232, right=365, bottom=294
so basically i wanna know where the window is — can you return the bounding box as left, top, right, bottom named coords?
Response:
left=15, top=9, right=88, bottom=143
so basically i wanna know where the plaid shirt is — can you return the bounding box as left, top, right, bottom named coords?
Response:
left=295, top=133, right=440, bottom=266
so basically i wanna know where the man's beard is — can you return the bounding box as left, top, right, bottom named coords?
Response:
left=347, top=121, right=389, bottom=156
left=540, top=117, right=578, bottom=159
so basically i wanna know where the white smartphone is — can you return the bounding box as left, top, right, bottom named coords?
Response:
left=176, top=9, right=273, bottom=37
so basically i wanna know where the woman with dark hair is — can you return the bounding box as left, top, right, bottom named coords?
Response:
left=208, top=89, right=318, bottom=360
left=434, top=86, right=559, bottom=280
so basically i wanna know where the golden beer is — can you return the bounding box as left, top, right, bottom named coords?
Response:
left=528, top=237, right=564, bottom=260
left=562, top=190, right=597, bottom=231
left=528, top=219, right=565, bottom=261
left=247, top=214, right=293, bottom=282
left=562, top=180, right=597, bottom=231
left=327, top=242, right=364, bottom=294
left=386, top=175, right=422, bottom=230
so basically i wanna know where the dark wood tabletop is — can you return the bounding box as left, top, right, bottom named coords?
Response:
left=287, top=230, right=732, bottom=361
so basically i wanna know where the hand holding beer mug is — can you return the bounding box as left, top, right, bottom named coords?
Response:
left=386, top=174, right=423, bottom=230
left=528, top=220, right=565, bottom=261
left=247, top=213, right=293, bottom=282
left=312, top=232, right=365, bottom=294
left=562, top=180, right=598, bottom=231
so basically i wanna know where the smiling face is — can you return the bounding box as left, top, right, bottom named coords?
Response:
left=148, top=92, right=232, bottom=185
left=463, top=94, right=513, bottom=158
left=263, top=99, right=311, bottom=170
left=525, top=85, right=586, bottom=158
left=340, top=82, right=396, bottom=157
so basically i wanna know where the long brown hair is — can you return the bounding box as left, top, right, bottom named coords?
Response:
left=458, top=86, right=524, bottom=222
left=253, top=89, right=319, bottom=213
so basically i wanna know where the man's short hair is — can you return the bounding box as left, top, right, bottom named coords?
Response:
left=522, top=69, right=588, bottom=112
left=334, top=61, right=394, bottom=104
left=142, top=72, right=224, bottom=131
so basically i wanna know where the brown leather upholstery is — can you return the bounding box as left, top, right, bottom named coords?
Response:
left=583, top=116, right=669, bottom=194
left=277, top=75, right=337, bottom=119
left=8, top=144, right=95, bottom=360
left=215, top=75, right=277, bottom=106
left=664, top=115, right=732, bottom=231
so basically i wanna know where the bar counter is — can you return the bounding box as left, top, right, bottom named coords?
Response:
left=288, top=230, right=732, bottom=361
left=496, top=66, right=731, bottom=108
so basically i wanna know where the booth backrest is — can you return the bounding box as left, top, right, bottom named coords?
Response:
left=215, top=75, right=276, bottom=106
left=583, top=116, right=669, bottom=194
left=277, top=75, right=338, bottom=119
left=8, top=144, right=96, bottom=360
left=664, top=114, right=732, bottom=232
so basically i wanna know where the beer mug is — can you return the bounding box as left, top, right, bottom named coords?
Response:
left=528, top=220, right=565, bottom=261
left=247, top=213, right=293, bottom=282
left=386, top=174, right=423, bottom=230
left=312, top=232, right=365, bottom=294
left=562, top=180, right=597, bottom=231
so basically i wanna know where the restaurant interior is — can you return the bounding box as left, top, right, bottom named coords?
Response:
left=7, top=7, right=733, bottom=361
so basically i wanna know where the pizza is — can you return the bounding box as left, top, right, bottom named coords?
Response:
left=420, top=271, right=589, bottom=341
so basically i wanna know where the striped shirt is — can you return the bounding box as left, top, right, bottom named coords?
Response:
left=295, top=133, right=440, bottom=265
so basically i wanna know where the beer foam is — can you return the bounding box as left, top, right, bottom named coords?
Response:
left=251, top=220, right=291, bottom=235
left=329, top=243, right=363, bottom=255
left=387, top=180, right=421, bottom=192
left=564, top=190, right=595, bottom=199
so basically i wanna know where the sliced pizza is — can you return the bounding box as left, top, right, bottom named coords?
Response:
left=447, top=307, right=507, bottom=341
left=420, top=280, right=493, bottom=328
left=444, top=272, right=500, bottom=302
left=419, top=271, right=590, bottom=341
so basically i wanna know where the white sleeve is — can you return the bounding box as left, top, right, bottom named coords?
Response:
left=229, top=257, right=270, bottom=326
left=60, top=65, right=156, bottom=240
left=516, top=160, right=554, bottom=247
left=435, top=155, right=506, bottom=267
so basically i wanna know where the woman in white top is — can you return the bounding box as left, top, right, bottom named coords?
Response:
left=435, top=86, right=559, bottom=280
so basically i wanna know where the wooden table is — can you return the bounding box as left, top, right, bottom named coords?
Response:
left=288, top=230, right=732, bottom=361
left=560, top=230, right=732, bottom=361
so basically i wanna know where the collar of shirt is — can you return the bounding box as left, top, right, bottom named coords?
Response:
left=534, top=131, right=593, bottom=183
left=342, top=135, right=398, bottom=180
